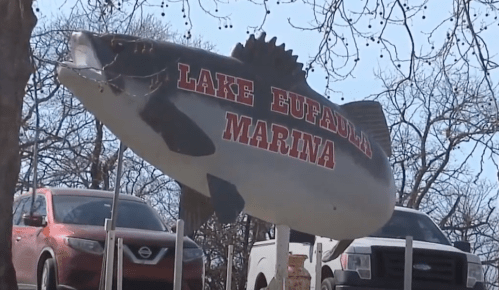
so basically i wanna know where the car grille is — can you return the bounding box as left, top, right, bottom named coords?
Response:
left=126, top=245, right=164, bottom=261
left=371, top=246, right=466, bottom=286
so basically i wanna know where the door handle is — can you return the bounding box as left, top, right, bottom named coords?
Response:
left=16, top=236, right=21, bottom=242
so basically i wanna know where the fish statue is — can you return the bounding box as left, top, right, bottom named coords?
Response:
left=57, top=31, right=396, bottom=243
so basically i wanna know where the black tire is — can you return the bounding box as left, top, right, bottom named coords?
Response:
left=40, top=258, right=56, bottom=290
left=321, top=277, right=335, bottom=290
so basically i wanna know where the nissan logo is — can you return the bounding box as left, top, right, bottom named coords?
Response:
left=413, top=263, right=431, bottom=271
left=138, top=246, right=152, bottom=259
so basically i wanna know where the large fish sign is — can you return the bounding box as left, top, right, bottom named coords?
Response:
left=57, top=31, right=396, bottom=240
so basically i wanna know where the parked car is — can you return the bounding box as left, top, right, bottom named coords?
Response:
left=12, top=187, right=204, bottom=290
left=247, top=206, right=485, bottom=290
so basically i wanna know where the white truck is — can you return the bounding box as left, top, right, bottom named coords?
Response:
left=247, top=206, right=485, bottom=290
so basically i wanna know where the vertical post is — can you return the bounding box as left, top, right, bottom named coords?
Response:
left=404, top=236, right=413, bottom=290
left=315, top=243, right=322, bottom=290
left=104, top=219, right=116, bottom=290
left=275, top=225, right=290, bottom=290
left=226, top=245, right=234, bottom=290
left=117, top=238, right=123, bottom=290
left=173, top=219, right=185, bottom=290
left=103, top=142, right=126, bottom=290
left=109, top=142, right=125, bottom=229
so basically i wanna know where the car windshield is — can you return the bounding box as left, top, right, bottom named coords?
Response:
left=369, top=210, right=451, bottom=245
left=52, top=195, right=166, bottom=231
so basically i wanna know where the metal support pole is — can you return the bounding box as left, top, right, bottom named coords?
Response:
left=275, top=225, right=290, bottom=290
left=404, top=236, right=413, bottom=290
left=315, top=243, right=322, bottom=290
left=173, top=219, right=185, bottom=290
left=226, top=245, right=234, bottom=290
left=103, top=142, right=126, bottom=290
left=104, top=219, right=116, bottom=290
left=117, top=238, right=123, bottom=290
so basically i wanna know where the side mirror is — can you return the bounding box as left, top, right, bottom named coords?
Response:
left=454, top=241, right=471, bottom=253
left=22, top=214, right=47, bottom=227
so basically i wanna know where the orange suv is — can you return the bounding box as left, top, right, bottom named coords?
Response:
left=12, top=187, right=204, bottom=290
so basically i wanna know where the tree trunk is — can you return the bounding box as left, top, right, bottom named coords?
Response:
left=0, top=0, right=37, bottom=289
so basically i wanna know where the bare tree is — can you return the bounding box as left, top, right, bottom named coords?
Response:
left=376, top=60, right=499, bottom=209
left=425, top=180, right=499, bottom=289
left=376, top=58, right=499, bottom=288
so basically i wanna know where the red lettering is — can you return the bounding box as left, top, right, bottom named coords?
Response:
left=268, top=124, right=289, bottom=154
left=289, top=130, right=303, bottom=158
left=299, top=133, right=322, bottom=164
left=271, top=87, right=289, bottom=115
left=216, top=73, right=237, bottom=101
left=222, top=112, right=251, bottom=144
left=236, top=78, right=254, bottom=106
left=289, top=92, right=305, bottom=119
left=360, top=133, right=373, bottom=158
left=177, top=63, right=196, bottom=91
left=249, top=120, right=269, bottom=149
left=335, top=112, right=348, bottom=138
left=305, top=98, right=321, bottom=124
left=319, top=106, right=337, bottom=133
left=348, top=122, right=361, bottom=148
left=195, top=69, right=216, bottom=96
left=318, top=140, right=335, bottom=169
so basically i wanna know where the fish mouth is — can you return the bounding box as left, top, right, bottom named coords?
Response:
left=58, top=31, right=106, bottom=82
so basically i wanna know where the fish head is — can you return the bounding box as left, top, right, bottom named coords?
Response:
left=57, top=31, right=216, bottom=158
left=58, top=31, right=172, bottom=105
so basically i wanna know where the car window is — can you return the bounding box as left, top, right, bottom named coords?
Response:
left=52, top=195, right=166, bottom=231
left=31, top=195, right=47, bottom=217
left=12, top=199, right=19, bottom=214
left=17, top=196, right=32, bottom=226
left=13, top=195, right=47, bottom=227
left=12, top=199, right=23, bottom=225
left=368, top=210, right=451, bottom=245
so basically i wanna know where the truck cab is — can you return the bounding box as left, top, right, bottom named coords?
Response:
left=247, top=206, right=485, bottom=290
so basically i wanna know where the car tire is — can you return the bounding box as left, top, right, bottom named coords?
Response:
left=321, top=277, right=335, bottom=290
left=40, top=258, right=56, bottom=290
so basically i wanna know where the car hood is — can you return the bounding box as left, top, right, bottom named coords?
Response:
left=63, top=224, right=199, bottom=248
left=345, top=237, right=481, bottom=264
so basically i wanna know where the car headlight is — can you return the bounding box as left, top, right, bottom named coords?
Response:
left=340, top=253, right=371, bottom=279
left=65, top=237, right=104, bottom=255
left=183, top=247, right=204, bottom=262
left=467, top=262, right=484, bottom=288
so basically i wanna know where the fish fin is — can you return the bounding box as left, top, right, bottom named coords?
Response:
left=322, top=239, right=355, bottom=262
left=231, top=33, right=306, bottom=82
left=140, top=98, right=216, bottom=156
left=341, top=101, right=392, bottom=157
left=206, top=174, right=245, bottom=224
left=179, top=183, right=215, bottom=236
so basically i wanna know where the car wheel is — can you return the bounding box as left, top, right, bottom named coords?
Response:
left=40, top=258, right=56, bottom=290
left=321, top=277, right=335, bottom=290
